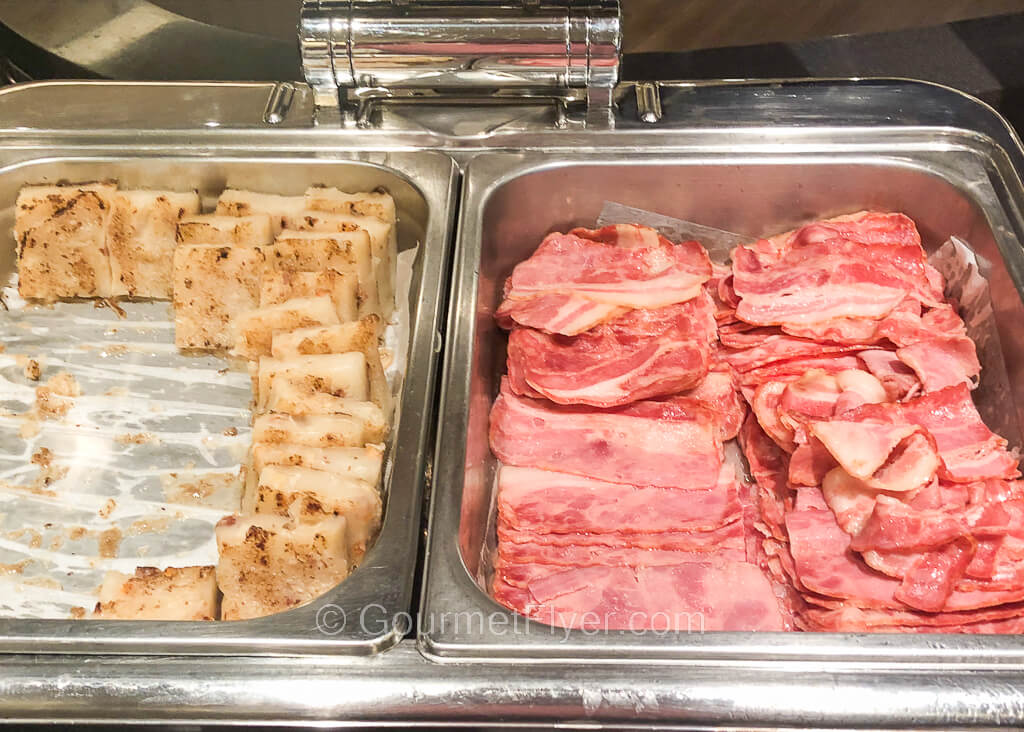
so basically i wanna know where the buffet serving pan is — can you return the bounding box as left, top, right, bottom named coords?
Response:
left=420, top=139, right=1024, bottom=661
left=0, top=150, right=458, bottom=655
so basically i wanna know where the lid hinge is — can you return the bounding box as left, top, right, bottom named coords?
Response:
left=299, top=0, right=621, bottom=129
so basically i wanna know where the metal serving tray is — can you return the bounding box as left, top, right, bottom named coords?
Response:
left=420, top=144, right=1024, bottom=661
left=7, top=78, right=1024, bottom=727
left=0, top=150, right=458, bottom=655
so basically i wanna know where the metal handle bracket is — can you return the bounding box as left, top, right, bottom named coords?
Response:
left=299, top=0, right=621, bottom=128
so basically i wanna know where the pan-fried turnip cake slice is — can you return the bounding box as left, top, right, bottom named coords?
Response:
left=284, top=210, right=395, bottom=319
left=215, top=189, right=307, bottom=237
left=92, top=566, right=219, bottom=620
left=251, top=443, right=383, bottom=485
left=259, top=269, right=359, bottom=322
left=263, top=229, right=379, bottom=316
left=252, top=411, right=387, bottom=447
left=232, top=294, right=340, bottom=360
left=253, top=465, right=382, bottom=561
left=172, top=244, right=264, bottom=349
left=176, top=213, right=273, bottom=247
left=107, top=189, right=201, bottom=298
left=215, top=512, right=350, bottom=620
left=16, top=183, right=117, bottom=299
left=270, top=317, right=391, bottom=416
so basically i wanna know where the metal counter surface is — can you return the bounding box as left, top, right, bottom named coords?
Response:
left=3, top=642, right=1024, bottom=729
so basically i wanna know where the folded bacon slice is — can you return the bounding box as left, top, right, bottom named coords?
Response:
left=505, top=291, right=716, bottom=408
left=900, top=384, right=1019, bottom=482
left=496, top=225, right=712, bottom=335
left=732, top=212, right=945, bottom=329
left=489, top=377, right=722, bottom=490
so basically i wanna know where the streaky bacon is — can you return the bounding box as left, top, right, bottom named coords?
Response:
left=737, top=414, right=792, bottom=540
left=497, top=465, right=741, bottom=535
left=497, top=521, right=744, bottom=552
left=682, top=366, right=746, bottom=441
left=494, top=548, right=745, bottom=588
left=505, top=291, right=716, bottom=408
left=896, top=336, right=980, bottom=392
left=496, top=226, right=712, bottom=335
left=489, top=377, right=722, bottom=489
left=899, top=385, right=1019, bottom=482
left=733, top=212, right=945, bottom=328
left=894, top=537, right=976, bottom=612
left=493, top=562, right=787, bottom=631
left=495, top=294, right=625, bottom=337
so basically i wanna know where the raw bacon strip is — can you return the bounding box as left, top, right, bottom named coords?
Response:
left=496, top=465, right=741, bottom=535
left=496, top=294, right=625, bottom=337
left=738, top=414, right=792, bottom=540
left=788, top=440, right=836, bottom=488
left=505, top=292, right=716, bottom=408
left=496, top=227, right=712, bottom=335
left=896, top=336, right=980, bottom=392
left=900, top=385, right=1019, bottom=482
left=720, top=333, right=859, bottom=373
left=732, top=212, right=944, bottom=328
left=820, top=468, right=880, bottom=537
left=734, top=240, right=942, bottom=326
left=858, top=349, right=921, bottom=400
left=809, top=420, right=938, bottom=493
left=494, top=546, right=747, bottom=588
left=489, top=378, right=722, bottom=490
left=497, top=521, right=744, bottom=552
left=876, top=302, right=968, bottom=347
left=785, top=504, right=904, bottom=608
left=849, top=495, right=972, bottom=552
left=681, top=367, right=746, bottom=441
left=494, top=562, right=786, bottom=631
left=757, top=211, right=930, bottom=257
left=738, top=354, right=864, bottom=387
left=799, top=601, right=1024, bottom=631
left=495, top=537, right=746, bottom=571
left=894, top=537, right=975, bottom=612
left=850, top=497, right=1021, bottom=556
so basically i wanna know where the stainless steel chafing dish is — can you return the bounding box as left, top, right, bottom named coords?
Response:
left=4, top=1, right=1024, bottom=727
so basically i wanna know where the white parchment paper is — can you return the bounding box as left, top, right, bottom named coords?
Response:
left=0, top=247, right=417, bottom=619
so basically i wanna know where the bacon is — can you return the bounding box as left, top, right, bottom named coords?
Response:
left=857, top=349, right=921, bottom=400
left=496, top=465, right=741, bottom=536
left=680, top=367, right=746, bottom=441
left=496, top=227, right=712, bottom=335
left=494, top=548, right=746, bottom=588
left=896, top=336, right=980, bottom=392
left=809, top=419, right=939, bottom=494
left=785, top=504, right=904, bottom=607
left=497, top=520, right=744, bottom=553
left=493, top=562, right=787, bottom=631
left=899, top=385, right=1019, bottom=482
left=798, top=601, right=1024, bottom=631
left=505, top=292, right=716, bottom=408
left=894, top=537, right=976, bottom=612
left=732, top=212, right=944, bottom=329
left=489, top=378, right=722, bottom=489
left=495, top=294, right=625, bottom=337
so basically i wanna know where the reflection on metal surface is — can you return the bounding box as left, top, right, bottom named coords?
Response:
left=635, top=80, right=662, bottom=122
left=299, top=0, right=622, bottom=126
left=0, top=0, right=300, bottom=81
